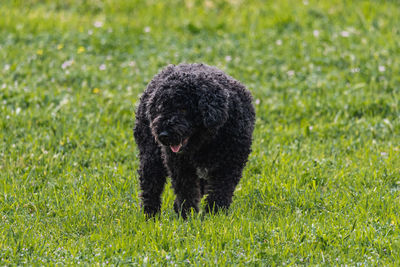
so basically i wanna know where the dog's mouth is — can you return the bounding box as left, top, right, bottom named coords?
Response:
left=170, top=138, right=189, bottom=153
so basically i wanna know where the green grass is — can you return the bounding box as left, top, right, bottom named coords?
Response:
left=1, top=0, right=400, bottom=265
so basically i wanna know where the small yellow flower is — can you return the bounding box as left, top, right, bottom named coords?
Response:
left=57, top=44, right=64, bottom=50
left=60, top=140, right=65, bottom=145
left=93, top=88, right=100, bottom=94
left=36, top=49, right=43, bottom=55
left=77, top=46, right=85, bottom=54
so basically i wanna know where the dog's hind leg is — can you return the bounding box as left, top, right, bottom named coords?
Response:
left=199, top=178, right=208, bottom=198
left=167, top=159, right=201, bottom=219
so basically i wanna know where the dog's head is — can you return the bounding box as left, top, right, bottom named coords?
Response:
left=146, top=69, right=229, bottom=153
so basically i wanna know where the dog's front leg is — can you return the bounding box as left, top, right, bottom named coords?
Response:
left=136, top=143, right=168, bottom=217
left=138, top=160, right=167, bottom=217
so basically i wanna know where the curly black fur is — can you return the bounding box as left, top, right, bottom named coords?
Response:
left=134, top=63, right=255, bottom=218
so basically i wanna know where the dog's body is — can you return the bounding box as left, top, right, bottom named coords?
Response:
left=134, top=63, right=255, bottom=218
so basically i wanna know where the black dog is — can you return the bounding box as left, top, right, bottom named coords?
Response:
left=134, top=63, right=255, bottom=218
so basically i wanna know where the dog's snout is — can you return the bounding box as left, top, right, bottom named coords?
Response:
left=158, top=131, right=169, bottom=144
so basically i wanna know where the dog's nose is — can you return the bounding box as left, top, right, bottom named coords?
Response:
left=158, top=131, right=169, bottom=144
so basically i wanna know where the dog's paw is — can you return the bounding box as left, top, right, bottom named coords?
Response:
left=174, top=198, right=199, bottom=219
left=205, top=195, right=231, bottom=214
left=142, top=205, right=161, bottom=219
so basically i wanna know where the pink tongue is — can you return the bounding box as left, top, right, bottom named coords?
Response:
left=170, top=144, right=182, bottom=153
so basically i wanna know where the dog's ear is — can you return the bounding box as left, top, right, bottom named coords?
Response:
left=198, top=83, right=229, bottom=128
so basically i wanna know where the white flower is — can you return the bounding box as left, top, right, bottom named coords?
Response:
left=276, top=39, right=282, bottom=46
left=340, top=31, right=350, bottom=37
left=378, top=65, right=386, bottom=72
left=287, top=70, right=295, bottom=77
left=351, top=68, right=360, bottom=73
left=225, top=55, right=232, bottom=62
left=94, top=21, right=104, bottom=28
left=144, top=26, right=151, bottom=33
left=99, top=64, right=106, bottom=71
left=313, top=30, right=320, bottom=37
left=61, top=60, right=74, bottom=69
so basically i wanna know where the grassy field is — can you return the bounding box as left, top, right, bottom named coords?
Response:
left=1, top=0, right=400, bottom=265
